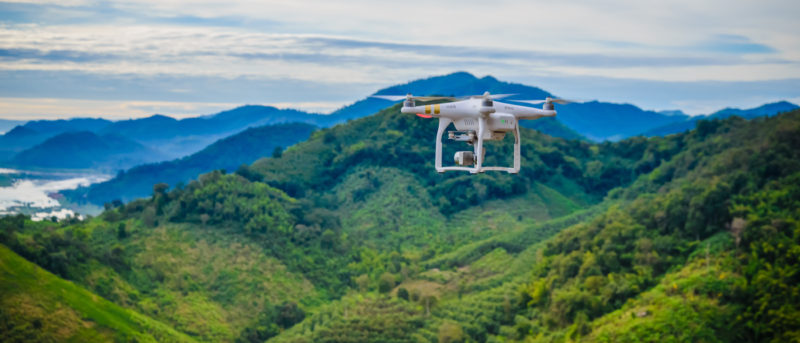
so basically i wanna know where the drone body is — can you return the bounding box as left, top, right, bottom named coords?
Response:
left=373, top=92, right=574, bottom=174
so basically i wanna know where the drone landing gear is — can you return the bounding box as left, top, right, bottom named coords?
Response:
left=434, top=118, right=520, bottom=174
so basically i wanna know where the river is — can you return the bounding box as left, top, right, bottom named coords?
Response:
left=0, top=168, right=109, bottom=221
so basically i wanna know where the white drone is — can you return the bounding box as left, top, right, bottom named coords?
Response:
left=372, top=92, right=578, bottom=174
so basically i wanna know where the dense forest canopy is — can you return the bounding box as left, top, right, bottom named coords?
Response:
left=1, top=106, right=799, bottom=342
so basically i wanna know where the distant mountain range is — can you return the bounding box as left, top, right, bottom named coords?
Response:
left=1, top=72, right=796, bottom=174
left=0, top=119, right=25, bottom=135
left=64, top=122, right=316, bottom=204
left=643, top=101, right=799, bottom=137
left=10, top=131, right=166, bottom=170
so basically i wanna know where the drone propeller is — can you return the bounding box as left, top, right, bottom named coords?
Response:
left=371, top=94, right=457, bottom=101
left=371, top=92, right=517, bottom=102
left=463, top=92, right=517, bottom=100
left=514, top=97, right=582, bottom=105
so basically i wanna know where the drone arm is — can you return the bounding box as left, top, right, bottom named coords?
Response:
left=513, top=107, right=556, bottom=120
left=401, top=104, right=443, bottom=117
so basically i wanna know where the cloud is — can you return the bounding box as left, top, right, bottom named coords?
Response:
left=702, top=34, right=777, bottom=54
left=0, top=47, right=117, bottom=62
left=0, top=0, right=798, bottom=119
left=0, top=25, right=791, bottom=81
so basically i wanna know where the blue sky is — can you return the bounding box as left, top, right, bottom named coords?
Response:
left=0, top=0, right=799, bottom=119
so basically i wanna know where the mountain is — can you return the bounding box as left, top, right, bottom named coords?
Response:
left=67, top=122, right=317, bottom=204
left=23, top=118, right=113, bottom=136
left=9, top=131, right=165, bottom=170
left=3, top=73, right=790, bottom=170
left=2, top=104, right=799, bottom=342
left=1, top=108, right=318, bottom=165
left=643, top=101, right=799, bottom=137
left=0, top=119, right=25, bottom=134
left=555, top=101, right=689, bottom=141
left=324, top=72, right=687, bottom=141
left=325, top=72, right=551, bottom=123
left=0, top=125, right=47, bottom=162
left=709, top=100, right=798, bottom=119
left=98, top=108, right=318, bottom=158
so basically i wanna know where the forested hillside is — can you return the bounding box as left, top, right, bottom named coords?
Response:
left=1, top=105, right=798, bottom=342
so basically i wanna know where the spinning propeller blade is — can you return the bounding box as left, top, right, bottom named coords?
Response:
left=414, top=96, right=458, bottom=101
left=370, top=95, right=408, bottom=101
left=515, top=97, right=583, bottom=105
left=462, top=93, right=516, bottom=100
left=370, top=94, right=457, bottom=101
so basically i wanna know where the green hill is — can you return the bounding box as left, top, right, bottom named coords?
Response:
left=1, top=105, right=799, bottom=342
left=0, top=244, right=195, bottom=342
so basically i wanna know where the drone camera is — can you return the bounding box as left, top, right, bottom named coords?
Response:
left=454, top=151, right=475, bottom=166
left=448, top=130, right=476, bottom=142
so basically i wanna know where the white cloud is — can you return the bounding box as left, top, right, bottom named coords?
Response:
left=0, top=97, right=348, bottom=119
left=0, top=0, right=798, bottom=118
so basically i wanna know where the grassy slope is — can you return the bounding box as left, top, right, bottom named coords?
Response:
left=0, top=244, right=196, bottom=343
left=3, top=212, right=322, bottom=342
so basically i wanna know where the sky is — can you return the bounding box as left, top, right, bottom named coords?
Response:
left=0, top=0, right=799, bottom=119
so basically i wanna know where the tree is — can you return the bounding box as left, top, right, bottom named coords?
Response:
left=397, top=287, right=409, bottom=301
left=320, top=229, right=337, bottom=249
left=378, top=272, right=395, bottom=293
left=116, top=223, right=127, bottom=239
left=277, top=302, right=305, bottom=328
left=438, top=320, right=465, bottom=343
left=272, top=146, right=283, bottom=158
left=153, top=183, right=169, bottom=197
left=355, top=274, right=369, bottom=293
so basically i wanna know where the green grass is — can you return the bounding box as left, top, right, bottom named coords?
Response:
left=0, top=244, right=196, bottom=343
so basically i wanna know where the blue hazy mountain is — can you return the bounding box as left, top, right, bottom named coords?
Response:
left=325, top=72, right=550, bottom=122
left=2, top=107, right=317, bottom=162
left=23, top=118, right=113, bottom=135
left=2, top=72, right=795, bottom=171
left=324, top=72, right=583, bottom=139
left=0, top=119, right=25, bottom=134
left=101, top=107, right=316, bottom=141
left=708, top=101, right=798, bottom=119
left=0, top=125, right=47, bottom=162
left=9, top=131, right=166, bottom=170
left=323, top=72, right=690, bottom=141
left=643, top=101, right=799, bottom=137
left=66, top=122, right=316, bottom=204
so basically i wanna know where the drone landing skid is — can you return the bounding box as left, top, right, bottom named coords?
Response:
left=437, top=166, right=520, bottom=174
left=434, top=118, right=521, bottom=174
